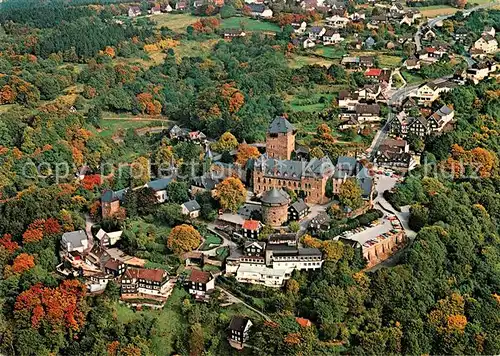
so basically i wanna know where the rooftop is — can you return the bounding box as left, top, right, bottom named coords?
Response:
left=261, top=188, right=289, bottom=206
left=268, top=116, right=295, bottom=134
left=189, top=269, right=212, bottom=283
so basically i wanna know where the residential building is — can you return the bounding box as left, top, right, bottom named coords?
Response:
left=322, top=29, right=344, bottom=45
left=404, top=57, right=420, bottom=70
left=427, top=105, right=454, bottom=132
left=242, top=220, right=263, bottom=239
left=188, top=269, right=215, bottom=300
left=413, top=80, right=456, bottom=106
left=101, top=188, right=128, bottom=218
left=145, top=177, right=173, bottom=203
left=292, top=21, right=307, bottom=34
left=96, top=229, right=122, bottom=248
left=128, top=6, right=141, bottom=17
left=104, top=258, right=126, bottom=277
left=374, top=138, right=416, bottom=172
left=364, top=36, right=376, bottom=49
left=223, top=29, right=246, bottom=39
left=473, top=34, right=498, bottom=54
left=121, top=268, right=170, bottom=297
left=466, top=61, right=497, bottom=83
left=325, top=15, right=349, bottom=29
left=308, top=211, right=332, bottom=234
left=181, top=199, right=201, bottom=218
left=483, top=25, right=495, bottom=37
left=228, top=316, right=253, bottom=349
left=418, top=46, right=447, bottom=63
left=190, top=175, right=219, bottom=195
left=288, top=199, right=309, bottom=221
left=355, top=103, right=381, bottom=122
left=150, top=5, right=161, bottom=14
left=308, top=26, right=326, bottom=40
left=332, top=156, right=374, bottom=202
left=61, top=230, right=89, bottom=256
left=247, top=3, right=273, bottom=18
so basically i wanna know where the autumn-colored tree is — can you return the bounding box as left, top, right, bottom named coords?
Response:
left=321, top=240, right=344, bottom=262
left=429, top=293, right=467, bottom=334
left=454, top=0, right=467, bottom=8
left=82, top=174, right=102, bottom=190
left=214, top=132, right=238, bottom=152
left=286, top=279, right=300, bottom=295
left=136, top=93, right=153, bottom=114
left=338, top=178, right=364, bottom=210
left=301, top=234, right=322, bottom=249
left=221, top=83, right=245, bottom=113
left=0, top=234, right=19, bottom=254
left=0, top=85, right=16, bottom=104
left=310, top=146, right=325, bottom=158
left=10, top=253, right=35, bottom=274
left=103, top=46, right=116, bottom=58
left=236, top=143, right=260, bottom=165
left=145, top=100, right=162, bottom=116
left=22, top=219, right=46, bottom=243
left=154, top=138, right=174, bottom=169
left=131, top=156, right=151, bottom=187
left=167, top=224, right=202, bottom=255
left=14, top=280, right=87, bottom=332
left=214, top=177, right=247, bottom=212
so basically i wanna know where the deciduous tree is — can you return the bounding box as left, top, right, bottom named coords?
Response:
left=167, top=224, right=202, bottom=255
left=214, top=177, right=246, bottom=212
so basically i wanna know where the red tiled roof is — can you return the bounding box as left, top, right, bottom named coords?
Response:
left=189, top=269, right=211, bottom=284
left=296, top=317, right=312, bottom=328
left=124, top=267, right=166, bottom=282
left=425, top=47, right=436, bottom=53
left=242, top=219, right=260, bottom=231
left=364, top=68, right=382, bottom=77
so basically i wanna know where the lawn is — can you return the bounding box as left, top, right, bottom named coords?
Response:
left=288, top=55, right=335, bottom=68
left=199, top=232, right=222, bottom=251
left=115, top=287, right=189, bottom=355
left=98, top=119, right=160, bottom=138
left=418, top=5, right=458, bottom=17
left=378, top=55, right=402, bottom=68
left=400, top=69, right=424, bottom=84
left=314, top=46, right=347, bottom=59
left=173, top=39, right=218, bottom=59
left=151, top=13, right=199, bottom=32
left=221, top=17, right=281, bottom=32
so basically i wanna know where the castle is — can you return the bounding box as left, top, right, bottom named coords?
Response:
left=253, top=117, right=334, bottom=205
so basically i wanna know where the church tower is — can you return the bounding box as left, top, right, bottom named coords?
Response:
left=265, top=116, right=296, bottom=160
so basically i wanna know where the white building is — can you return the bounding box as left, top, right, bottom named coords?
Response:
left=61, top=230, right=89, bottom=255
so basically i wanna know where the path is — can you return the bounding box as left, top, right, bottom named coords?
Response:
left=217, top=286, right=271, bottom=321
left=198, top=225, right=237, bottom=257
left=102, top=116, right=172, bottom=122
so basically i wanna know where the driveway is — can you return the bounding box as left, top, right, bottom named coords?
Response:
left=199, top=224, right=237, bottom=257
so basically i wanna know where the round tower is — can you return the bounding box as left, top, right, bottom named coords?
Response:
left=261, top=188, right=290, bottom=227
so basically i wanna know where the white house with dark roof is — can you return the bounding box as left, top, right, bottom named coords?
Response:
left=228, top=316, right=253, bottom=349
left=288, top=199, right=309, bottom=221
left=181, top=199, right=201, bottom=218
left=61, top=230, right=89, bottom=255
left=473, top=34, right=498, bottom=54
left=145, top=177, right=173, bottom=203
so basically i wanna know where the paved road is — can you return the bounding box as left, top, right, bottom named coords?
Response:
left=217, top=286, right=271, bottom=320
left=415, top=2, right=499, bottom=51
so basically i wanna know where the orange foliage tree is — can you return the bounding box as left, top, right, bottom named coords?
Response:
left=14, top=280, right=87, bottom=332
left=11, top=253, right=35, bottom=274
left=167, top=224, right=202, bottom=256
left=214, top=177, right=247, bottom=212
left=22, top=219, right=46, bottom=244
left=221, top=83, right=245, bottom=113
left=236, top=144, right=260, bottom=166
left=0, top=234, right=20, bottom=254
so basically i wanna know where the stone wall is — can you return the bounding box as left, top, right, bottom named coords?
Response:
left=266, top=132, right=295, bottom=160
left=262, top=204, right=289, bottom=226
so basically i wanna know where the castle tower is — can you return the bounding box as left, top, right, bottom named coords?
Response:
left=266, top=116, right=296, bottom=160
left=261, top=188, right=290, bottom=227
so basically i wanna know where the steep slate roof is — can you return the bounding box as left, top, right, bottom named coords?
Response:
left=146, top=177, right=173, bottom=191
left=268, top=116, right=295, bottom=134
left=356, top=103, right=380, bottom=115
left=101, top=188, right=128, bottom=203
left=254, top=155, right=334, bottom=179
left=182, top=199, right=201, bottom=212
left=290, top=199, right=309, bottom=213
left=191, top=176, right=218, bottom=190
left=61, top=230, right=87, bottom=249
left=261, top=188, right=289, bottom=205
left=248, top=3, right=265, bottom=12
left=229, top=316, right=251, bottom=332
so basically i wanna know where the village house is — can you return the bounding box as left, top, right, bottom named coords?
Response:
left=418, top=46, right=447, bottom=63
left=390, top=114, right=429, bottom=138
left=149, top=5, right=161, bottom=14
left=223, top=28, right=246, bottom=40
left=242, top=220, right=263, bottom=239
left=349, top=11, right=366, bottom=22
left=373, top=138, right=416, bottom=172
left=483, top=25, right=496, bottom=37
left=308, top=211, right=332, bottom=235
left=175, top=1, right=187, bottom=10
left=364, top=36, right=376, bottom=49
left=303, top=38, right=316, bottom=49
left=473, top=34, right=498, bottom=54
left=288, top=199, right=310, bottom=221
left=422, top=29, right=436, bottom=41
left=190, top=175, right=219, bottom=196
left=128, top=6, right=141, bottom=17
left=332, top=156, right=374, bottom=203
left=145, top=177, right=173, bottom=203
left=121, top=268, right=171, bottom=301
left=292, top=21, right=307, bottom=34
left=427, top=105, right=455, bottom=132
left=247, top=3, right=273, bottom=18
left=404, top=57, right=421, bottom=70
left=413, top=80, right=456, bottom=106
left=96, top=229, right=122, bottom=249
left=466, top=60, right=497, bottom=83
left=188, top=269, right=215, bottom=301
left=367, top=15, right=387, bottom=30
left=181, top=199, right=201, bottom=218
left=355, top=103, right=381, bottom=122
left=308, top=26, right=326, bottom=40
left=322, top=29, right=344, bottom=45
left=104, top=258, right=126, bottom=277
left=325, top=15, right=349, bottom=29
left=228, top=316, right=253, bottom=350
left=60, top=230, right=90, bottom=261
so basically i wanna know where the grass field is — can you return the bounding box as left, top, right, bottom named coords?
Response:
left=313, top=46, right=347, bottom=59
left=221, top=17, right=281, bottom=32
left=418, top=5, right=458, bottom=17
left=151, top=13, right=199, bottom=32
left=98, top=119, right=160, bottom=137
left=288, top=55, right=335, bottom=68
left=378, top=54, right=402, bottom=68
left=174, top=39, right=218, bottom=58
